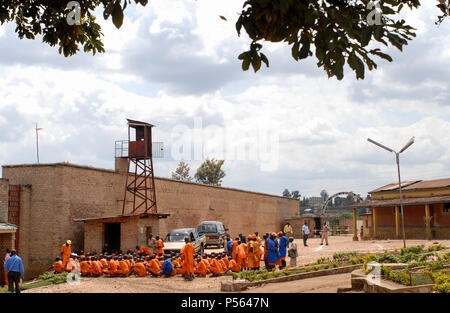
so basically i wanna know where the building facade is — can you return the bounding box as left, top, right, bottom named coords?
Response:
left=353, top=178, right=450, bottom=240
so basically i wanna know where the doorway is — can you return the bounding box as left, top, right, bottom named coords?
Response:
left=104, top=223, right=121, bottom=253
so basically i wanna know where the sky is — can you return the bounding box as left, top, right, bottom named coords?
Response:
left=0, top=1, right=449, bottom=198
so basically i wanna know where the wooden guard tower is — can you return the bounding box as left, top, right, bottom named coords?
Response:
left=122, top=119, right=157, bottom=215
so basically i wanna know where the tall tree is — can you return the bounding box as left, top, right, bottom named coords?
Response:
left=1, top=1, right=448, bottom=79
left=171, top=161, right=192, bottom=182
left=194, top=158, right=226, bottom=186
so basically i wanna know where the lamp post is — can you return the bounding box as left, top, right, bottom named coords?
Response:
left=367, top=137, right=415, bottom=248
left=35, top=123, right=43, bottom=163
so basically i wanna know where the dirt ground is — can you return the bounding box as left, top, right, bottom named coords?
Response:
left=23, top=236, right=450, bottom=293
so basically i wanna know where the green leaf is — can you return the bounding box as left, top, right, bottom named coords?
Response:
left=242, top=58, right=250, bottom=71
left=348, top=53, right=365, bottom=80
left=251, top=54, right=261, bottom=72
left=260, top=52, right=269, bottom=67
left=360, top=28, right=372, bottom=47
left=238, top=52, right=248, bottom=60
left=112, top=1, right=124, bottom=29
left=291, top=40, right=299, bottom=61
left=371, top=50, right=393, bottom=62
left=298, top=33, right=310, bottom=59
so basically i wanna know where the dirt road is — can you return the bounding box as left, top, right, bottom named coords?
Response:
left=242, top=273, right=352, bottom=293
left=23, top=237, right=449, bottom=293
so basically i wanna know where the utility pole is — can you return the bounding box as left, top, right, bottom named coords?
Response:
left=35, top=123, right=43, bottom=163
left=367, top=137, right=415, bottom=248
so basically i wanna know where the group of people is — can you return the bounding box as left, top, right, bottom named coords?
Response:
left=284, top=222, right=330, bottom=247
left=53, top=230, right=301, bottom=281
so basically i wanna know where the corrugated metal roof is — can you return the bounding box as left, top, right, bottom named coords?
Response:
left=0, top=223, right=18, bottom=230
left=354, top=195, right=450, bottom=208
left=369, top=181, right=421, bottom=193
left=402, top=178, right=450, bottom=191
left=127, top=119, right=154, bottom=127
left=369, top=178, right=450, bottom=194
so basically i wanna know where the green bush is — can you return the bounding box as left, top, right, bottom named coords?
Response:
left=378, top=253, right=399, bottom=263
left=433, top=270, right=450, bottom=293
left=427, top=244, right=446, bottom=252
left=38, top=272, right=68, bottom=284
left=401, top=245, right=424, bottom=256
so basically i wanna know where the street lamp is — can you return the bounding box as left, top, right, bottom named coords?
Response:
left=367, top=136, right=415, bottom=248
left=35, top=123, right=43, bottom=163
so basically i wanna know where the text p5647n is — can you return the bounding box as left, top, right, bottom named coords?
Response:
left=180, top=297, right=269, bottom=310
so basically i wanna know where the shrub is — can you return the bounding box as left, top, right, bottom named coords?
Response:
left=38, top=272, right=68, bottom=284
left=401, top=245, right=424, bottom=256
left=427, top=244, right=446, bottom=252
left=378, top=253, right=399, bottom=263
left=433, top=271, right=450, bottom=293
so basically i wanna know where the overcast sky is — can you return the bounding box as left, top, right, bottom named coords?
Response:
left=0, top=1, right=449, bottom=198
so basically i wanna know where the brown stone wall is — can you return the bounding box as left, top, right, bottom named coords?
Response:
left=2, top=163, right=298, bottom=278
left=0, top=179, right=9, bottom=223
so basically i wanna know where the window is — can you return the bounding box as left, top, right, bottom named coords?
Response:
left=444, top=203, right=450, bottom=213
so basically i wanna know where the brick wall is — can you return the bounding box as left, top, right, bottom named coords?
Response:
left=2, top=163, right=299, bottom=278
left=0, top=179, right=8, bottom=223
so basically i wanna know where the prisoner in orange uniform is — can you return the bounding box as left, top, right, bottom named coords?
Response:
left=80, top=258, right=92, bottom=276
left=91, top=257, right=103, bottom=277
left=194, top=256, right=208, bottom=277
left=53, top=257, right=64, bottom=273
left=228, top=257, right=241, bottom=272
left=133, top=260, right=147, bottom=277
left=137, top=245, right=152, bottom=256
left=236, top=241, right=247, bottom=269
left=209, top=256, right=223, bottom=276
left=231, top=238, right=239, bottom=261
left=246, top=235, right=260, bottom=269
left=180, top=237, right=196, bottom=281
left=60, top=240, right=72, bottom=269
left=155, top=236, right=165, bottom=257
left=148, top=255, right=161, bottom=276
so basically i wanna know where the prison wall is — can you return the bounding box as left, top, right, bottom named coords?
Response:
left=0, top=179, right=8, bottom=223
left=2, top=163, right=299, bottom=278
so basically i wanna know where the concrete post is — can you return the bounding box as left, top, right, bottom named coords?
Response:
left=372, top=207, right=377, bottom=239
left=425, top=204, right=431, bottom=240
left=352, top=207, right=358, bottom=241
left=395, top=206, right=400, bottom=239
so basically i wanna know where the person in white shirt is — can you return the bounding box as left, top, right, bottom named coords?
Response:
left=288, top=237, right=298, bottom=267
left=302, top=222, right=310, bottom=246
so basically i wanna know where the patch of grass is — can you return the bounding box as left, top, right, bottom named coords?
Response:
left=21, top=280, right=53, bottom=290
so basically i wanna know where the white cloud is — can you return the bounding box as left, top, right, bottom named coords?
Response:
left=0, top=1, right=449, bottom=198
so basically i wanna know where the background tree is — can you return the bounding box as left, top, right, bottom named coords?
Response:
left=194, top=158, right=226, bottom=186
left=290, top=190, right=301, bottom=199
left=320, top=189, right=329, bottom=202
left=282, top=188, right=291, bottom=197
left=171, top=161, right=192, bottom=182
left=1, top=1, right=448, bottom=79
